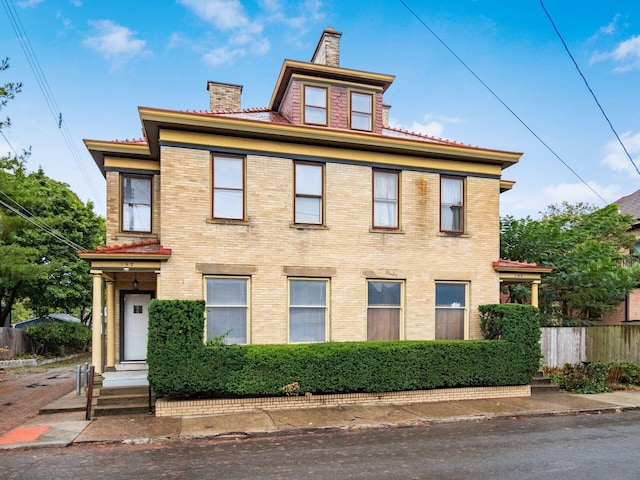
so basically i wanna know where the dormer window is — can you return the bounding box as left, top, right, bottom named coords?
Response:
left=350, top=92, right=373, bottom=131
left=303, top=85, right=328, bottom=126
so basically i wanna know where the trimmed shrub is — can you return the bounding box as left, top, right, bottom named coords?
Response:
left=25, top=321, right=91, bottom=357
left=148, top=301, right=542, bottom=399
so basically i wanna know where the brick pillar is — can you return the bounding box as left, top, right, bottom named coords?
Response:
left=311, top=27, right=342, bottom=67
left=382, top=104, right=391, bottom=127
left=207, top=81, right=243, bottom=111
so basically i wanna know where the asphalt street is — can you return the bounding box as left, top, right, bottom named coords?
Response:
left=3, top=408, right=640, bottom=480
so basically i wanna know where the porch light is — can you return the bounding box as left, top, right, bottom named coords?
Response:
left=133, top=273, right=139, bottom=290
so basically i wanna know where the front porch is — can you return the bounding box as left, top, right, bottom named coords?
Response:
left=78, top=240, right=171, bottom=374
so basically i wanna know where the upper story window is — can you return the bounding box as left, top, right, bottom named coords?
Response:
left=373, top=169, right=399, bottom=229
left=122, top=175, right=152, bottom=233
left=213, top=155, right=244, bottom=220
left=350, top=92, right=373, bottom=131
left=304, top=85, right=328, bottom=126
left=294, top=162, right=324, bottom=225
left=441, top=176, right=464, bottom=233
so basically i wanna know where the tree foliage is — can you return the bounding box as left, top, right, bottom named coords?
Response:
left=0, top=58, right=105, bottom=326
left=501, top=202, right=640, bottom=324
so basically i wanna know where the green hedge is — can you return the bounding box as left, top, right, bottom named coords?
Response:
left=25, top=321, right=91, bottom=357
left=148, top=300, right=541, bottom=399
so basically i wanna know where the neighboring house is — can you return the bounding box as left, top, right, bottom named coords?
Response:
left=13, top=313, right=81, bottom=329
left=79, top=29, right=524, bottom=375
left=602, top=189, right=640, bottom=324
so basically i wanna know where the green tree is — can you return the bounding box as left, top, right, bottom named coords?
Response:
left=501, top=202, right=640, bottom=325
left=0, top=58, right=105, bottom=326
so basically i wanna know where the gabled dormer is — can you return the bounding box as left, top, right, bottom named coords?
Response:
left=269, top=28, right=395, bottom=134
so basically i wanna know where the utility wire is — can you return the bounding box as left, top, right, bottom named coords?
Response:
left=539, top=0, right=640, bottom=176
left=1, top=0, right=104, bottom=211
left=398, top=0, right=608, bottom=205
left=0, top=129, right=20, bottom=158
left=0, top=192, right=87, bottom=252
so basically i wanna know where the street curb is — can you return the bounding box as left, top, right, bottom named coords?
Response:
left=69, top=404, right=640, bottom=447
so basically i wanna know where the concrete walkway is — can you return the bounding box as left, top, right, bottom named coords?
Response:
left=2, top=389, right=640, bottom=449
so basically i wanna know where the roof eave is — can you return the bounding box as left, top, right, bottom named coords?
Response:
left=139, top=107, right=522, bottom=169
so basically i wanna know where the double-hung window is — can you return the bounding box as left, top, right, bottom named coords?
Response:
left=205, top=277, right=249, bottom=344
left=122, top=175, right=152, bottom=233
left=350, top=92, right=373, bottom=131
left=213, top=155, right=244, bottom=220
left=435, top=282, right=467, bottom=340
left=294, top=162, right=324, bottom=224
left=441, top=176, right=464, bottom=233
left=373, top=170, right=399, bottom=229
left=289, top=279, right=328, bottom=343
left=304, top=85, right=328, bottom=126
left=367, top=281, right=403, bottom=340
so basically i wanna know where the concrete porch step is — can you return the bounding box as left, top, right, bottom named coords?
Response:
left=531, top=372, right=561, bottom=395
left=92, top=385, right=155, bottom=417
left=101, top=370, right=149, bottom=387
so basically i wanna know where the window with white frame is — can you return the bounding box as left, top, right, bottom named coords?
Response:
left=373, top=169, right=399, bottom=229
left=294, top=162, right=324, bottom=224
left=205, top=277, right=249, bottom=344
left=367, top=280, right=403, bottom=340
left=304, top=85, right=328, bottom=126
left=289, top=279, right=328, bottom=343
left=212, top=155, right=244, bottom=220
left=122, top=175, right=152, bottom=232
left=435, top=282, right=467, bottom=340
left=350, top=91, right=373, bottom=131
left=440, top=176, right=464, bottom=233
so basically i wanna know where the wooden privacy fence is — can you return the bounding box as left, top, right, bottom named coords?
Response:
left=0, top=327, right=33, bottom=358
left=541, top=326, right=640, bottom=367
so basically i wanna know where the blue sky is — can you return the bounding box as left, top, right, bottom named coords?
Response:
left=1, top=0, right=640, bottom=219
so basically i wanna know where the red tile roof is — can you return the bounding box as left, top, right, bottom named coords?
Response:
left=79, top=240, right=171, bottom=255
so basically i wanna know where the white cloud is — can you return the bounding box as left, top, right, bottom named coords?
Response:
left=179, top=0, right=269, bottom=65
left=83, top=20, right=149, bottom=64
left=178, top=0, right=325, bottom=66
left=389, top=113, right=462, bottom=139
left=178, top=0, right=252, bottom=30
left=542, top=181, right=622, bottom=207
left=17, top=0, right=44, bottom=8
left=600, top=14, right=621, bottom=35
left=601, top=131, right=640, bottom=174
left=203, top=46, right=244, bottom=66
left=591, top=35, right=640, bottom=72
left=70, top=0, right=83, bottom=6
left=262, top=0, right=324, bottom=32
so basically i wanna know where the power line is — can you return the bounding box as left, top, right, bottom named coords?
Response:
left=539, top=0, right=640, bottom=176
left=398, top=0, right=608, bottom=205
left=1, top=0, right=104, bottom=211
left=0, top=191, right=87, bottom=252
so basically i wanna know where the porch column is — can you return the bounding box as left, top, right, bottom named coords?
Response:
left=531, top=281, right=540, bottom=308
left=91, top=271, right=104, bottom=373
left=105, top=280, right=116, bottom=368
left=155, top=270, right=161, bottom=299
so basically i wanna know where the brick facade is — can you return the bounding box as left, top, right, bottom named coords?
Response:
left=156, top=385, right=531, bottom=417
left=157, top=146, right=500, bottom=342
left=82, top=28, right=521, bottom=372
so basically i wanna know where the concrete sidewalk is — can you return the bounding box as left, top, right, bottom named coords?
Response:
left=2, top=389, right=640, bottom=449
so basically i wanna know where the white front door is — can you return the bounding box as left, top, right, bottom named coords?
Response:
left=123, top=293, right=151, bottom=361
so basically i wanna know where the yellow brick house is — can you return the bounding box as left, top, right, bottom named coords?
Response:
left=79, top=29, right=522, bottom=380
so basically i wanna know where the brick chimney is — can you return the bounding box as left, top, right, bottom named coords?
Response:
left=207, top=81, right=243, bottom=111
left=382, top=104, right=391, bottom=127
left=311, top=27, right=342, bottom=67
